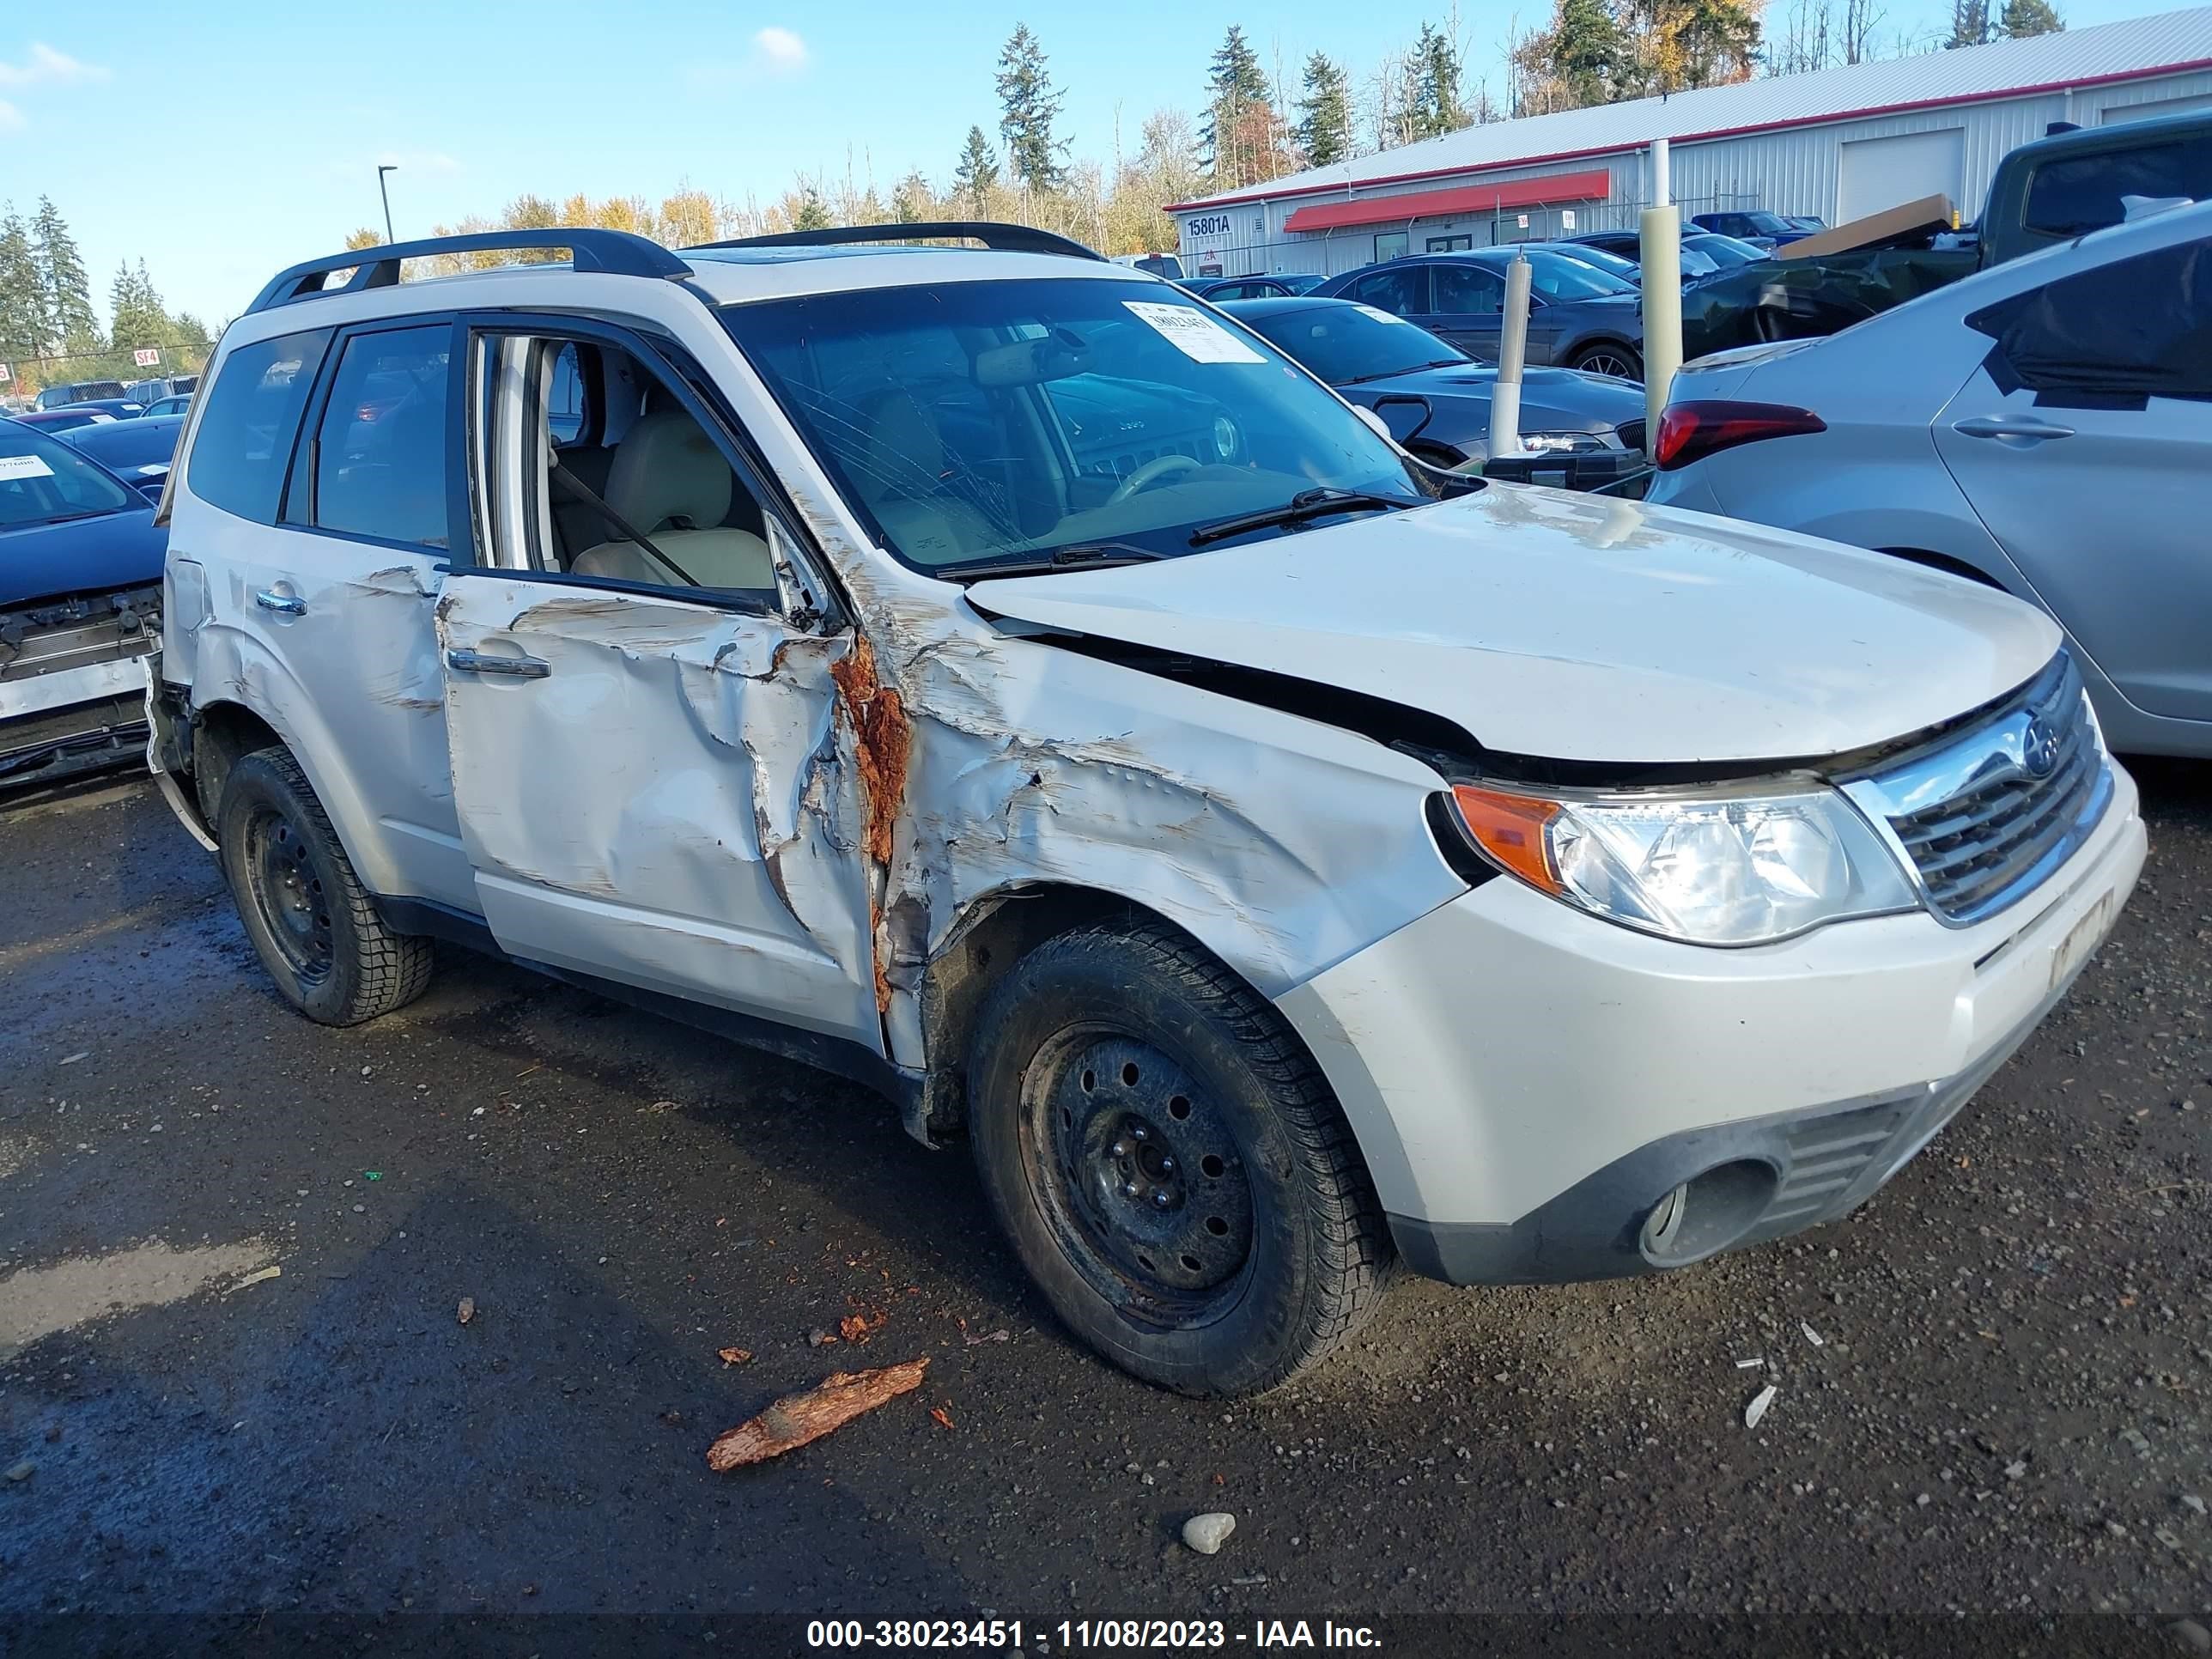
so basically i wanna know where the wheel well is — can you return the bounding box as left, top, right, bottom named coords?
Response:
left=1874, top=547, right=2006, bottom=590
left=915, top=885, right=1199, bottom=1142
left=1573, top=337, right=1641, bottom=368
left=190, top=701, right=284, bottom=830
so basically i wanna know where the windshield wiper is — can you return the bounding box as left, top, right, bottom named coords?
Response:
left=1188, top=487, right=1416, bottom=547
left=944, top=543, right=1170, bottom=582
left=1341, top=360, right=1463, bottom=385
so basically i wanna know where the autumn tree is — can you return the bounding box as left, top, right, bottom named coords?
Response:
left=1203, top=26, right=1280, bottom=187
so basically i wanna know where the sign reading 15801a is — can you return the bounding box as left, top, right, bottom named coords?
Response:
left=1186, top=213, right=1235, bottom=237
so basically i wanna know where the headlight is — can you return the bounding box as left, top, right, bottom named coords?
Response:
left=1446, top=781, right=1917, bottom=945
left=1519, top=430, right=1607, bottom=453
left=1212, top=416, right=1240, bottom=459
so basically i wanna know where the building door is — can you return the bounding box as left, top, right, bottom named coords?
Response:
left=1837, top=128, right=1965, bottom=222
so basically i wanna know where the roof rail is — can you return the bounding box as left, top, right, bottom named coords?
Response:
left=692, top=221, right=1107, bottom=262
left=244, top=228, right=695, bottom=315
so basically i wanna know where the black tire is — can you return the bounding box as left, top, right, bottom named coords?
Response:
left=1571, top=342, right=1644, bottom=382
left=216, top=748, right=433, bottom=1026
left=968, top=921, right=1394, bottom=1396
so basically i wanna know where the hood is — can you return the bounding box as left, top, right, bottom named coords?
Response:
left=1358, top=364, right=1645, bottom=436
left=1, top=506, right=167, bottom=609
left=968, top=488, right=2059, bottom=767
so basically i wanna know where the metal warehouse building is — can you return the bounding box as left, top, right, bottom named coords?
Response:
left=1164, top=5, right=2212, bottom=277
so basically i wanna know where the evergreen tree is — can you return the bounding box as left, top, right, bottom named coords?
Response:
left=890, top=171, right=933, bottom=223
left=1293, top=53, right=1354, bottom=167
left=1202, top=26, right=1273, bottom=180
left=994, top=25, right=1066, bottom=191
left=31, top=197, right=98, bottom=354
left=791, top=185, right=832, bottom=231
left=1946, top=0, right=1993, bottom=46
left=1552, top=0, right=1627, bottom=104
left=953, top=126, right=1000, bottom=212
left=1407, top=22, right=1470, bottom=141
left=110, top=259, right=173, bottom=356
left=0, top=205, right=43, bottom=363
left=2000, top=0, right=2062, bottom=36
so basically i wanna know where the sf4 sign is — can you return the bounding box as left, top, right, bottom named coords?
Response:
left=132, top=348, right=161, bottom=368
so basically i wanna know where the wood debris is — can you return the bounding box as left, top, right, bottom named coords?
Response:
left=717, top=1347, right=753, bottom=1366
left=707, top=1358, right=930, bottom=1470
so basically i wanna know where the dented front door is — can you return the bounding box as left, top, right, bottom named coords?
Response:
left=433, top=574, right=882, bottom=1051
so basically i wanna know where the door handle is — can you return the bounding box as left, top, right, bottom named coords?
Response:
left=446, top=647, right=550, bottom=679
left=1952, top=416, right=2076, bottom=441
left=253, top=588, right=307, bottom=616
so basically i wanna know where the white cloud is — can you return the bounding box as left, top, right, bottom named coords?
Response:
left=753, top=27, right=807, bottom=73
left=0, top=100, right=21, bottom=132
left=684, top=26, right=809, bottom=88
left=0, top=43, right=108, bottom=90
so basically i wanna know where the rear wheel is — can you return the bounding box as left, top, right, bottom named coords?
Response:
left=1571, top=343, right=1644, bottom=381
left=968, top=921, right=1394, bottom=1395
left=216, top=749, right=433, bottom=1026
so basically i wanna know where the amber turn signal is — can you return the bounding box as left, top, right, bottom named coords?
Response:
left=1449, top=784, right=1564, bottom=894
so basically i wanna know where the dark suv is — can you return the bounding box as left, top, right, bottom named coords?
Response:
left=1312, top=249, right=1644, bottom=380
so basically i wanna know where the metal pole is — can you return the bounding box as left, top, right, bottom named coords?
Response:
left=377, top=165, right=398, bottom=243
left=1640, top=213, right=1683, bottom=463
left=1489, top=252, right=1533, bottom=462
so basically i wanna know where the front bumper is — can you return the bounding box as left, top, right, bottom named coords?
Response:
left=0, top=654, right=155, bottom=792
left=1274, top=763, right=2146, bottom=1285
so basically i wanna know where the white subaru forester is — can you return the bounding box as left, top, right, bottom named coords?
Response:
left=148, top=223, right=2145, bottom=1396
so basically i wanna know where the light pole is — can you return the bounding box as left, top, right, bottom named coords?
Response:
left=376, top=165, right=398, bottom=243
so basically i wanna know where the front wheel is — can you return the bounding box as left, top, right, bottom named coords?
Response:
left=968, top=921, right=1394, bottom=1395
left=216, top=748, right=434, bottom=1026
left=1571, top=343, right=1644, bottom=381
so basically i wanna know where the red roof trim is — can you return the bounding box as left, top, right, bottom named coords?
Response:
left=1161, top=57, right=2212, bottom=215
left=1280, top=169, right=1613, bottom=230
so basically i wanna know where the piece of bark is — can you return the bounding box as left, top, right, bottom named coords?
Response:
left=706, top=1358, right=929, bottom=1470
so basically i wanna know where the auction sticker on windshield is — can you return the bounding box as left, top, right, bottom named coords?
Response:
left=1354, top=305, right=1410, bottom=325
left=0, top=455, right=56, bottom=482
left=1124, top=301, right=1266, bottom=364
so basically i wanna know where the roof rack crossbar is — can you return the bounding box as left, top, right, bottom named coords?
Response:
left=691, top=221, right=1106, bottom=262
left=244, top=228, right=694, bottom=315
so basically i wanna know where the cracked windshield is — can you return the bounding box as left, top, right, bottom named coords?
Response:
left=722, top=276, right=1428, bottom=574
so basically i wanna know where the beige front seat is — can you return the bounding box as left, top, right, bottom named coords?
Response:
left=571, top=409, right=775, bottom=589
left=854, top=389, right=1004, bottom=567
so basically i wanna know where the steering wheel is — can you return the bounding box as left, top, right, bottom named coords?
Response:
left=1106, top=453, right=1202, bottom=506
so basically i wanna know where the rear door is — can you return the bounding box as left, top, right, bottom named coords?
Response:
left=1933, top=230, right=2212, bottom=722
left=175, top=319, right=471, bottom=908
left=1426, top=263, right=1507, bottom=362
left=434, top=317, right=881, bottom=1048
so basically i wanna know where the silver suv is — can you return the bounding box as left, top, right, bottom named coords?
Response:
left=149, top=224, right=2143, bottom=1395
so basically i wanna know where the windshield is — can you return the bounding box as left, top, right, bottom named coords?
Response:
left=721, top=276, right=1430, bottom=574
left=1739, top=212, right=1796, bottom=236
left=1686, top=234, right=1765, bottom=268
left=0, top=420, right=137, bottom=527
left=1239, top=303, right=1466, bottom=385
left=1493, top=250, right=1637, bottom=300
left=1547, top=243, right=1644, bottom=283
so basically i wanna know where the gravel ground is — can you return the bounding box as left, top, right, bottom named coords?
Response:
left=0, top=768, right=2205, bottom=1648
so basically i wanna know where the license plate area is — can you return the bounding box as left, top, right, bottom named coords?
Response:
left=2050, top=893, right=2113, bottom=992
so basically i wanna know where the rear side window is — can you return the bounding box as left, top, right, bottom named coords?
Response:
left=312, top=325, right=453, bottom=547
left=1966, top=235, right=2212, bottom=404
left=2022, top=138, right=2212, bottom=237
left=187, top=329, right=332, bottom=522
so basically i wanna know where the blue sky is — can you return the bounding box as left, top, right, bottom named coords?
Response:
left=2, top=0, right=2179, bottom=335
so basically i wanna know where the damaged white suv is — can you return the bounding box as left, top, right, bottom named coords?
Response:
left=149, top=224, right=2145, bottom=1395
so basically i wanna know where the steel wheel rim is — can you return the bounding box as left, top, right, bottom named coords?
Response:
left=1021, top=1024, right=1256, bottom=1328
left=244, top=808, right=333, bottom=986
left=1579, top=349, right=1638, bottom=380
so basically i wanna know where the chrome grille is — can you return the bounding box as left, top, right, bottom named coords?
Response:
left=1847, top=651, right=2112, bottom=927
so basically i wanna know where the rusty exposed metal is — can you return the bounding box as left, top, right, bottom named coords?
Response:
left=828, top=629, right=913, bottom=1012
